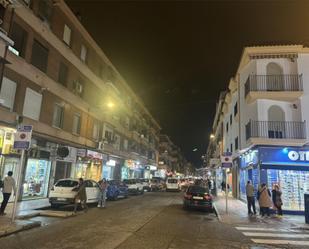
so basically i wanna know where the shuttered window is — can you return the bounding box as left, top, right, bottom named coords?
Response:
left=63, top=24, right=71, bottom=46
left=58, top=62, right=68, bottom=86
left=80, top=44, right=87, bottom=63
left=9, top=22, right=28, bottom=58
left=92, top=120, right=100, bottom=140
left=72, top=113, right=81, bottom=135
left=0, top=77, right=17, bottom=111
left=52, top=103, right=64, bottom=128
left=31, top=39, right=48, bottom=73
left=22, top=88, right=42, bottom=120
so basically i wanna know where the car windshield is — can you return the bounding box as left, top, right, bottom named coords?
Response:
left=123, top=179, right=136, bottom=184
left=167, top=179, right=178, bottom=183
left=55, top=180, right=78, bottom=187
left=187, top=185, right=209, bottom=194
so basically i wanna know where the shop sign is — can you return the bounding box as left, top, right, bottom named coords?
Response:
left=77, top=149, right=86, bottom=157
left=260, top=147, right=309, bottom=165
left=240, top=150, right=258, bottom=168
left=149, top=165, right=157, bottom=171
left=106, top=159, right=116, bottom=166
left=13, top=125, right=32, bottom=150
left=87, top=150, right=103, bottom=160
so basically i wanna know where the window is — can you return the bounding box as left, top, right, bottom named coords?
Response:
left=23, top=88, right=42, bottom=120
left=92, top=120, right=100, bottom=140
left=234, top=102, right=238, bottom=116
left=103, top=124, right=114, bottom=143
left=52, top=103, right=64, bottom=128
left=226, top=122, right=229, bottom=133
left=0, top=77, right=17, bottom=111
left=72, top=113, right=81, bottom=135
left=80, top=44, right=87, bottom=63
left=123, top=139, right=128, bottom=151
left=235, top=137, right=238, bottom=150
left=72, top=80, right=83, bottom=97
left=31, top=39, right=49, bottom=73
left=38, top=0, right=53, bottom=23
left=230, top=144, right=233, bottom=153
left=58, top=62, right=68, bottom=86
left=9, top=22, right=28, bottom=58
left=230, top=114, right=232, bottom=125
left=63, top=24, right=71, bottom=46
left=113, top=134, right=120, bottom=150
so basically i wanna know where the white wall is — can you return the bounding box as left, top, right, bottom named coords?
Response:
left=256, top=58, right=298, bottom=75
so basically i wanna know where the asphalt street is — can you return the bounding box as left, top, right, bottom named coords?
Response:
left=0, top=192, right=297, bottom=249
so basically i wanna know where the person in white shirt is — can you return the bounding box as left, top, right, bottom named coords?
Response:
left=0, top=171, right=16, bottom=215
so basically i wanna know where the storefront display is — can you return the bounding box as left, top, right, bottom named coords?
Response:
left=103, top=159, right=116, bottom=180
left=23, top=159, right=51, bottom=199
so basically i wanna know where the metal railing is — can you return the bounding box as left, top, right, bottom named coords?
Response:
left=245, top=74, right=303, bottom=96
left=245, top=120, right=306, bottom=140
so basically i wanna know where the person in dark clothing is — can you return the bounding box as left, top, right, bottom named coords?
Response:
left=272, top=184, right=283, bottom=217
left=257, top=183, right=272, bottom=217
left=246, top=180, right=256, bottom=215
left=73, top=178, right=88, bottom=213
left=221, top=181, right=226, bottom=192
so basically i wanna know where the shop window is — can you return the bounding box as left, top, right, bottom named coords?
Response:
left=23, top=88, right=42, bottom=121
left=72, top=113, right=81, bottom=135
left=38, top=0, right=53, bottom=24
left=235, top=137, right=239, bottom=150
left=31, top=39, right=49, bottom=73
left=234, top=102, right=238, bottom=116
left=58, top=62, right=68, bottom=86
left=230, top=114, right=232, bottom=125
left=0, top=77, right=17, bottom=111
left=63, top=24, right=71, bottom=46
left=52, top=103, right=64, bottom=128
left=9, top=22, right=28, bottom=58
left=80, top=44, right=87, bottom=63
left=92, top=120, right=100, bottom=141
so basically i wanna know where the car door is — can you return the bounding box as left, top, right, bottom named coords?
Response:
left=91, top=180, right=100, bottom=201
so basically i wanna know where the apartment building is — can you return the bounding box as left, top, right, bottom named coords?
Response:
left=207, top=45, right=309, bottom=213
left=0, top=0, right=160, bottom=201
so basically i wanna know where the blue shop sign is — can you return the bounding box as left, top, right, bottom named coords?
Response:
left=240, top=150, right=258, bottom=168
left=259, top=147, right=309, bottom=166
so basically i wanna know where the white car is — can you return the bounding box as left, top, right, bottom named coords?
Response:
left=49, top=178, right=100, bottom=207
left=166, top=178, right=180, bottom=191
left=123, top=179, right=144, bottom=195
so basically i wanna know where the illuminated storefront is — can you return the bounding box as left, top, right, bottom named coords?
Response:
left=239, top=146, right=309, bottom=214
left=103, top=159, right=116, bottom=180
left=124, top=159, right=143, bottom=179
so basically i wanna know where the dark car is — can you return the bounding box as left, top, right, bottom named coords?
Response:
left=183, top=185, right=213, bottom=212
left=106, top=180, right=128, bottom=200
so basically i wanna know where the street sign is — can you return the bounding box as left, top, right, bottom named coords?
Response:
left=13, top=125, right=32, bottom=150
left=221, top=152, right=233, bottom=168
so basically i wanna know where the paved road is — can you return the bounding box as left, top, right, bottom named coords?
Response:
left=0, top=192, right=294, bottom=249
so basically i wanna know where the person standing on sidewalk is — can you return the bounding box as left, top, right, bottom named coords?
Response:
left=0, top=171, right=16, bottom=216
left=73, top=178, right=88, bottom=213
left=97, top=178, right=108, bottom=208
left=272, top=184, right=283, bottom=217
left=257, top=183, right=272, bottom=217
left=246, top=180, right=256, bottom=215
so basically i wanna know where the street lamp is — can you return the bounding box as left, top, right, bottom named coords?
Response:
left=210, top=134, right=215, bottom=139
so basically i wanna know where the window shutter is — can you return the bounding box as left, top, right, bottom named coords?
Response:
left=63, top=24, right=71, bottom=46
left=80, top=44, right=87, bottom=62
left=23, top=88, right=42, bottom=120
left=0, top=77, right=17, bottom=111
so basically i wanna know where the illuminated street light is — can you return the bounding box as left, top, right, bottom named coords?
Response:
left=107, top=102, right=115, bottom=108
left=210, top=134, right=215, bottom=139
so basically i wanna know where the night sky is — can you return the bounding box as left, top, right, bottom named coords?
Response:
left=66, top=0, right=309, bottom=167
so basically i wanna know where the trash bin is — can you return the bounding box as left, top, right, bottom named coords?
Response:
left=305, top=194, right=309, bottom=224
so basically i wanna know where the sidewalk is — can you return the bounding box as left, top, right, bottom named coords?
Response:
left=214, top=194, right=309, bottom=230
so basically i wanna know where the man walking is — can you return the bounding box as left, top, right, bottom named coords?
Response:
left=73, top=178, right=88, bottom=213
left=98, top=178, right=108, bottom=208
left=246, top=180, right=256, bottom=215
left=0, top=171, right=16, bottom=216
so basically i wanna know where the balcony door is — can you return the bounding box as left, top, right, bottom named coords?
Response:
left=266, top=62, right=284, bottom=91
left=267, top=105, right=285, bottom=138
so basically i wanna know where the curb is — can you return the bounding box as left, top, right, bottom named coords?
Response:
left=0, top=221, right=41, bottom=238
left=17, top=212, right=41, bottom=220
left=213, top=203, right=221, bottom=221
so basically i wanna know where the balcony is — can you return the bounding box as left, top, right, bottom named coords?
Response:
left=245, top=75, right=303, bottom=103
left=245, top=120, right=307, bottom=146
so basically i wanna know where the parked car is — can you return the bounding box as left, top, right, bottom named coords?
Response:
left=180, top=179, right=190, bottom=191
left=107, top=180, right=129, bottom=200
left=140, top=178, right=152, bottom=192
left=123, top=179, right=144, bottom=195
left=183, top=185, right=213, bottom=212
left=150, top=178, right=165, bottom=192
left=166, top=178, right=180, bottom=191
left=49, top=178, right=100, bottom=207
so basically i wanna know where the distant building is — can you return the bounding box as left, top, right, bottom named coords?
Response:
left=0, top=0, right=160, bottom=200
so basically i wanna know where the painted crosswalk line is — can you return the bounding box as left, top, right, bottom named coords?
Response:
left=242, top=232, right=309, bottom=238
left=235, top=227, right=289, bottom=232
left=251, top=239, right=309, bottom=246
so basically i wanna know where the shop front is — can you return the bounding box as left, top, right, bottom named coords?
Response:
left=102, top=158, right=116, bottom=180
left=54, top=146, right=77, bottom=182
left=239, top=146, right=309, bottom=214
left=124, top=159, right=143, bottom=179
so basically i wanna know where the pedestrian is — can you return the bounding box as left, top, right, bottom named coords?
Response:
left=207, top=179, right=212, bottom=190
left=221, top=181, right=226, bottom=192
left=257, top=183, right=272, bottom=217
left=272, top=184, right=283, bottom=217
left=0, top=171, right=16, bottom=216
left=98, top=178, right=108, bottom=208
left=73, top=178, right=88, bottom=213
left=246, top=180, right=256, bottom=215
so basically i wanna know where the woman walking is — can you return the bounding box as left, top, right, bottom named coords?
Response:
left=272, top=184, right=283, bottom=217
left=98, top=178, right=108, bottom=208
left=257, top=183, right=272, bottom=217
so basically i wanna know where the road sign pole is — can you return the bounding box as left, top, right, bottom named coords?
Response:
left=11, top=149, right=25, bottom=222
left=225, top=170, right=228, bottom=214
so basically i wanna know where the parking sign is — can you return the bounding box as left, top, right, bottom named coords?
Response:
left=13, top=125, right=32, bottom=150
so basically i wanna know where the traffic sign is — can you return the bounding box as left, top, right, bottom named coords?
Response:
left=221, top=152, right=233, bottom=168
left=13, top=125, right=32, bottom=150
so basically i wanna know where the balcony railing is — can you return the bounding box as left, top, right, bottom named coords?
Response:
left=245, top=120, right=306, bottom=140
left=245, top=74, right=303, bottom=97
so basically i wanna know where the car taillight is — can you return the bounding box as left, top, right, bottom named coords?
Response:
left=184, top=193, right=192, bottom=200
left=204, top=194, right=212, bottom=200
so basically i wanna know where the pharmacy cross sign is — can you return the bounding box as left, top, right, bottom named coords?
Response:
left=13, top=125, right=32, bottom=150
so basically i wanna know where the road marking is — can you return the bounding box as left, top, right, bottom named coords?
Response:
left=236, top=227, right=288, bottom=232
left=251, top=239, right=309, bottom=246
left=243, top=232, right=309, bottom=238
